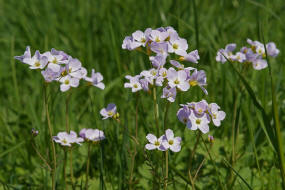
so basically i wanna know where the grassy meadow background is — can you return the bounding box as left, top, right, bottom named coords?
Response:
left=0, top=0, right=285, bottom=189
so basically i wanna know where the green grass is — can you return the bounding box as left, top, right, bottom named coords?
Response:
left=0, top=0, right=285, bottom=189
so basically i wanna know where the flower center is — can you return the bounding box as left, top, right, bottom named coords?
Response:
left=107, top=111, right=113, bottom=116
left=162, top=72, right=167, bottom=77
left=133, top=84, right=138, bottom=88
left=173, top=43, right=178, bottom=49
left=62, top=138, right=67, bottom=144
left=154, top=141, right=160, bottom=146
left=64, top=80, right=70, bottom=85
left=183, top=118, right=188, bottom=123
left=52, top=58, right=58, bottom=64
left=213, top=113, right=217, bottom=119
left=168, top=140, right=174, bottom=145
left=141, top=38, right=146, bottom=43
left=189, top=80, right=198, bottom=86
left=151, top=71, right=157, bottom=76
left=155, top=37, right=160, bottom=42
left=174, top=79, right=180, bottom=85
left=196, top=119, right=201, bottom=125
left=34, top=61, right=41, bottom=67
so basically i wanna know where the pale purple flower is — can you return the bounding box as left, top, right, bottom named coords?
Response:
left=15, top=46, right=31, bottom=62
left=100, top=103, right=117, bottom=120
left=232, top=52, right=246, bottom=63
left=216, top=43, right=236, bottom=63
left=208, top=103, right=226, bottom=127
left=31, top=128, right=39, bottom=137
left=150, top=42, right=168, bottom=57
left=167, top=68, right=189, bottom=91
left=66, top=58, right=87, bottom=79
left=145, top=134, right=166, bottom=151
left=139, top=78, right=150, bottom=91
left=44, top=50, right=68, bottom=72
left=189, top=114, right=210, bottom=134
left=59, top=75, right=80, bottom=92
left=170, top=60, right=184, bottom=70
left=124, top=75, right=142, bottom=92
left=149, top=55, right=166, bottom=68
left=162, top=129, right=181, bottom=152
left=23, top=50, right=48, bottom=69
left=177, top=49, right=200, bottom=63
left=122, top=36, right=140, bottom=50
left=84, top=69, right=105, bottom=89
left=266, top=42, right=279, bottom=57
left=149, top=30, right=168, bottom=43
left=188, top=70, right=208, bottom=95
left=159, top=67, right=168, bottom=78
left=161, top=86, right=176, bottom=102
left=53, top=131, right=83, bottom=146
left=177, top=106, right=191, bottom=128
left=132, top=30, right=147, bottom=47
left=252, top=59, right=267, bottom=70
left=193, top=100, right=208, bottom=117
left=41, top=67, right=61, bottom=82
left=165, top=27, right=179, bottom=41
left=168, top=38, right=188, bottom=54
left=79, top=128, right=105, bottom=142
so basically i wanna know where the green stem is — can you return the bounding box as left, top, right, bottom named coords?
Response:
left=152, top=86, right=159, bottom=136
left=164, top=150, right=169, bottom=190
left=85, top=143, right=91, bottom=190
left=65, top=92, right=71, bottom=132
left=163, top=101, right=170, bottom=131
left=64, top=149, right=68, bottom=190
left=44, top=84, right=56, bottom=190
left=69, top=148, right=74, bottom=188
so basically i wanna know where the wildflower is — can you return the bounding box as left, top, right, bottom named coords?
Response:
left=79, top=128, right=105, bottom=142
left=193, top=100, right=208, bottom=117
left=132, top=30, right=148, bottom=47
left=167, top=68, right=190, bottom=91
left=84, top=69, right=105, bottom=89
left=170, top=60, right=185, bottom=70
left=178, top=50, right=200, bottom=63
left=53, top=131, right=83, bottom=147
left=161, top=86, right=176, bottom=102
left=177, top=106, right=192, bottom=128
left=65, top=58, right=87, bottom=79
left=15, top=46, right=31, bottom=62
left=188, top=70, right=208, bottom=95
left=168, top=38, right=188, bottom=54
left=150, top=42, right=168, bottom=57
left=100, top=103, right=118, bottom=120
left=162, top=129, right=182, bottom=152
left=232, top=52, right=246, bottom=63
left=252, top=59, right=267, bottom=70
left=41, top=68, right=61, bottom=82
left=22, top=50, right=48, bottom=69
left=149, top=55, right=166, bottom=68
left=266, top=42, right=279, bottom=57
left=145, top=134, right=166, bottom=151
left=208, top=103, right=226, bottom=127
left=122, top=36, right=140, bottom=50
left=59, top=75, right=80, bottom=92
left=124, top=75, right=142, bottom=92
left=216, top=43, right=236, bottom=63
left=189, top=114, right=210, bottom=134
left=149, top=29, right=168, bottom=43
left=44, top=50, right=68, bottom=72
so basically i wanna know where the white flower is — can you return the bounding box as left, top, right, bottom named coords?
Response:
left=161, top=129, right=182, bottom=152
left=59, top=75, right=80, bottom=92
left=209, top=103, right=226, bottom=127
left=189, top=114, right=210, bottom=134
left=145, top=134, right=166, bottom=151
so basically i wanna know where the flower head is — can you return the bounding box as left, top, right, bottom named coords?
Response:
left=84, top=69, right=105, bottom=89
left=53, top=131, right=83, bottom=147
left=79, top=128, right=105, bottom=142
left=161, top=129, right=182, bottom=152
left=145, top=134, right=166, bottom=151
left=100, top=103, right=118, bottom=120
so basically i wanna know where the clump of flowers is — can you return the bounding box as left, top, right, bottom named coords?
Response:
left=216, top=39, right=279, bottom=70
left=53, top=131, right=84, bottom=147
left=15, top=47, right=105, bottom=92
left=145, top=129, right=181, bottom=152
left=177, top=100, right=226, bottom=134
left=122, top=26, right=207, bottom=103
left=79, top=128, right=105, bottom=143
left=100, top=103, right=119, bottom=120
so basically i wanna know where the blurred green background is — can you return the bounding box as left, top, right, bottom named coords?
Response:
left=0, top=0, right=285, bottom=189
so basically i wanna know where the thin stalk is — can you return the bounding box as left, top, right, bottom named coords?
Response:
left=85, top=143, right=91, bottom=190
left=69, top=148, right=74, bottom=188
left=163, top=101, right=170, bottom=131
left=44, top=84, right=56, bottom=190
left=164, top=150, right=169, bottom=190
left=31, top=141, right=51, bottom=171
left=129, top=93, right=139, bottom=189
left=63, top=149, right=68, bottom=190
left=65, top=92, right=71, bottom=132
left=188, top=132, right=201, bottom=189
left=152, top=86, right=159, bottom=136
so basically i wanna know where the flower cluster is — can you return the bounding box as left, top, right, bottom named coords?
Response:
left=53, top=131, right=84, bottom=147
left=100, top=103, right=119, bottom=120
left=145, top=129, right=181, bottom=152
left=122, top=26, right=207, bottom=102
left=79, top=128, right=105, bottom=142
left=177, top=100, right=226, bottom=134
left=216, top=39, right=279, bottom=70
left=15, top=47, right=105, bottom=92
